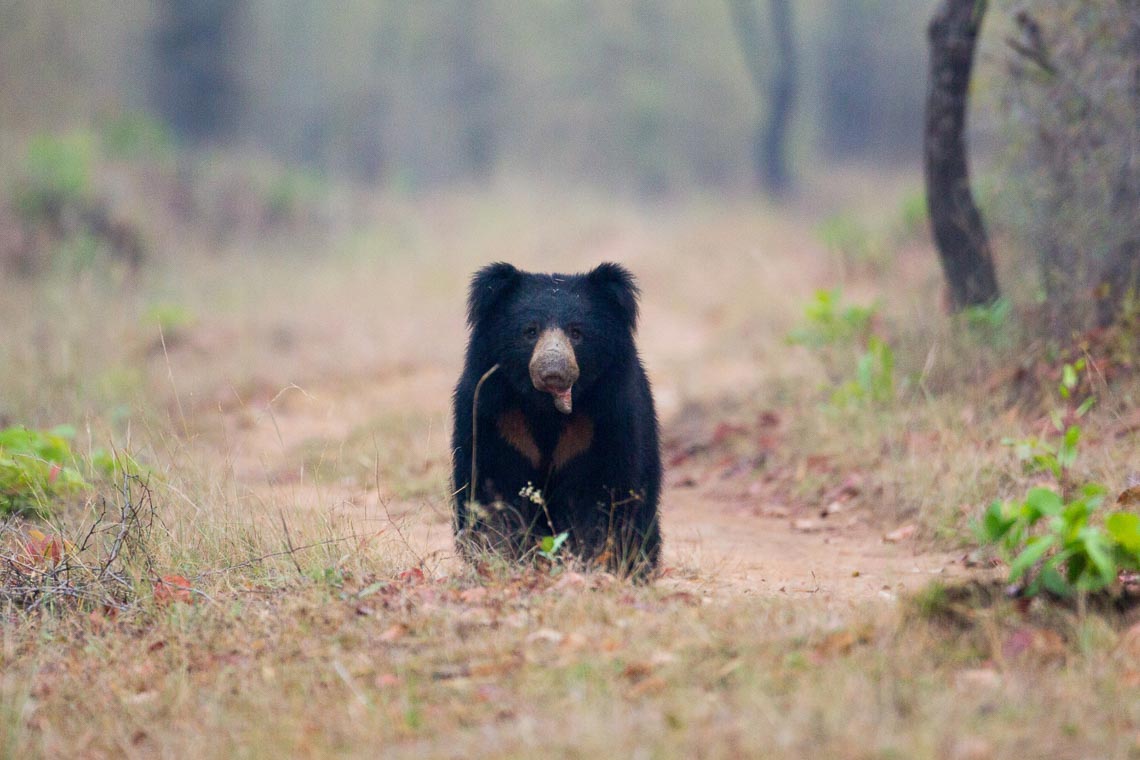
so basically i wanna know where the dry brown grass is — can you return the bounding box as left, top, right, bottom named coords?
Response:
left=3, top=180, right=1140, bottom=757
left=4, top=570, right=1140, bottom=758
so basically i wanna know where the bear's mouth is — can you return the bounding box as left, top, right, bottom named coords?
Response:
left=545, top=385, right=574, bottom=414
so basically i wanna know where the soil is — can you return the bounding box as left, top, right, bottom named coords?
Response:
left=202, top=359, right=971, bottom=603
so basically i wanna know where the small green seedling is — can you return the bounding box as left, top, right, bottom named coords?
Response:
left=787, top=289, right=877, bottom=348
left=1002, top=359, right=1094, bottom=488
left=832, top=335, right=895, bottom=406
left=538, top=531, right=570, bottom=562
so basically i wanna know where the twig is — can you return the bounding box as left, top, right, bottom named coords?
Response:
left=468, top=363, right=500, bottom=511
left=192, top=535, right=356, bottom=578
left=278, top=510, right=306, bottom=577
left=371, top=433, right=424, bottom=565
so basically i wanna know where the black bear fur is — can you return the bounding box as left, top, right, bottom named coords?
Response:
left=451, top=262, right=661, bottom=578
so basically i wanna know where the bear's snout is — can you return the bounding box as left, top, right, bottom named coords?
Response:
left=529, top=328, right=579, bottom=414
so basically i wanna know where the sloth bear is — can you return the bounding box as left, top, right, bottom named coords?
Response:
left=451, top=262, right=661, bottom=578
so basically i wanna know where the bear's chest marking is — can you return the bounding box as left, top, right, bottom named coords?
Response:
left=552, top=415, right=594, bottom=472
left=496, top=409, right=542, bottom=469
left=494, top=409, right=595, bottom=474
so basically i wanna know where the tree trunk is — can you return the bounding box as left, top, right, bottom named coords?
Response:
left=924, top=0, right=1000, bottom=309
left=727, top=0, right=797, bottom=196
left=151, top=0, right=245, bottom=144
left=762, top=0, right=796, bottom=194
left=1096, top=12, right=1140, bottom=327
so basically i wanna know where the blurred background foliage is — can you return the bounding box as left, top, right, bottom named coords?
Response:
left=0, top=0, right=938, bottom=194
left=0, top=0, right=1137, bottom=338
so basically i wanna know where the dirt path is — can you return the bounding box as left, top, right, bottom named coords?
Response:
left=198, top=360, right=968, bottom=601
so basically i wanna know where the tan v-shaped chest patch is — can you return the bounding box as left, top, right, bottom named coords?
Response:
left=495, top=409, right=595, bottom=474
left=552, top=415, right=594, bottom=472
left=496, top=409, right=542, bottom=468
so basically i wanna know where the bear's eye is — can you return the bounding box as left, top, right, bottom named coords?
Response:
left=568, top=326, right=583, bottom=342
left=523, top=324, right=539, bottom=340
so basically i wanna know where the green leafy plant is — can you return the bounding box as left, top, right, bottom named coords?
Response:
left=99, top=111, right=175, bottom=162
left=976, top=485, right=1131, bottom=597
left=0, top=426, right=89, bottom=516
left=262, top=169, right=325, bottom=224
left=144, top=303, right=197, bottom=336
left=962, top=297, right=1012, bottom=332
left=817, top=214, right=884, bottom=272
left=789, top=290, right=894, bottom=406
left=787, top=289, right=876, bottom=348
left=894, top=189, right=928, bottom=242
left=88, top=448, right=149, bottom=481
left=1001, top=360, right=1094, bottom=488
left=832, top=336, right=895, bottom=406
left=979, top=359, right=1138, bottom=599
left=537, top=531, right=569, bottom=562
left=12, top=132, right=95, bottom=224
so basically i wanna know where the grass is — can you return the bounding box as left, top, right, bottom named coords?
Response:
left=4, top=572, right=1140, bottom=757
left=3, top=172, right=1140, bottom=756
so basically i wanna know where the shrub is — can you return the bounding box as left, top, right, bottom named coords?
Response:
left=0, top=426, right=88, bottom=516
left=11, top=132, right=95, bottom=226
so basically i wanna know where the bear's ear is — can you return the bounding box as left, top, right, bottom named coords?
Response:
left=587, top=262, right=640, bottom=330
left=467, top=262, right=521, bottom=327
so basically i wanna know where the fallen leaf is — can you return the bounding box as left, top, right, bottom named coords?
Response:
left=757, top=410, right=781, bottom=428
left=1001, top=626, right=1065, bottom=662
left=955, top=668, right=1001, bottom=690
left=379, top=624, right=408, bottom=643
left=821, top=500, right=844, bottom=517
left=375, top=673, right=401, bottom=688
left=153, top=575, right=193, bottom=605
left=1118, top=486, right=1140, bottom=509
left=714, top=659, right=741, bottom=680
left=710, top=422, right=748, bottom=446
left=23, top=529, right=66, bottom=566
left=525, top=628, right=564, bottom=646
left=398, top=567, right=426, bottom=584
left=812, top=629, right=858, bottom=660
left=559, top=632, right=589, bottom=653
left=628, top=675, right=667, bottom=697
left=883, top=524, right=917, bottom=543
left=622, top=662, right=654, bottom=683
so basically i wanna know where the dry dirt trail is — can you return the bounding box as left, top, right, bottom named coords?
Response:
left=203, top=359, right=970, bottom=603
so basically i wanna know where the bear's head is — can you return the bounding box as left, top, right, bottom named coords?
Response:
left=466, top=262, right=640, bottom=414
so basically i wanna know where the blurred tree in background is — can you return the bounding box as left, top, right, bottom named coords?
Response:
left=151, top=0, right=246, bottom=144
left=995, top=0, right=1140, bottom=330
left=4, top=0, right=1140, bottom=335
left=0, top=0, right=937, bottom=194
left=819, top=0, right=932, bottom=160
left=727, top=0, right=798, bottom=196
left=924, top=0, right=1000, bottom=310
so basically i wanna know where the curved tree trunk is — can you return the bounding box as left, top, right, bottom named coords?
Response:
left=924, top=0, right=1000, bottom=309
left=151, top=0, right=246, bottom=144
left=1096, top=13, right=1140, bottom=327
left=762, top=0, right=797, bottom=194
left=728, top=0, right=798, bottom=196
